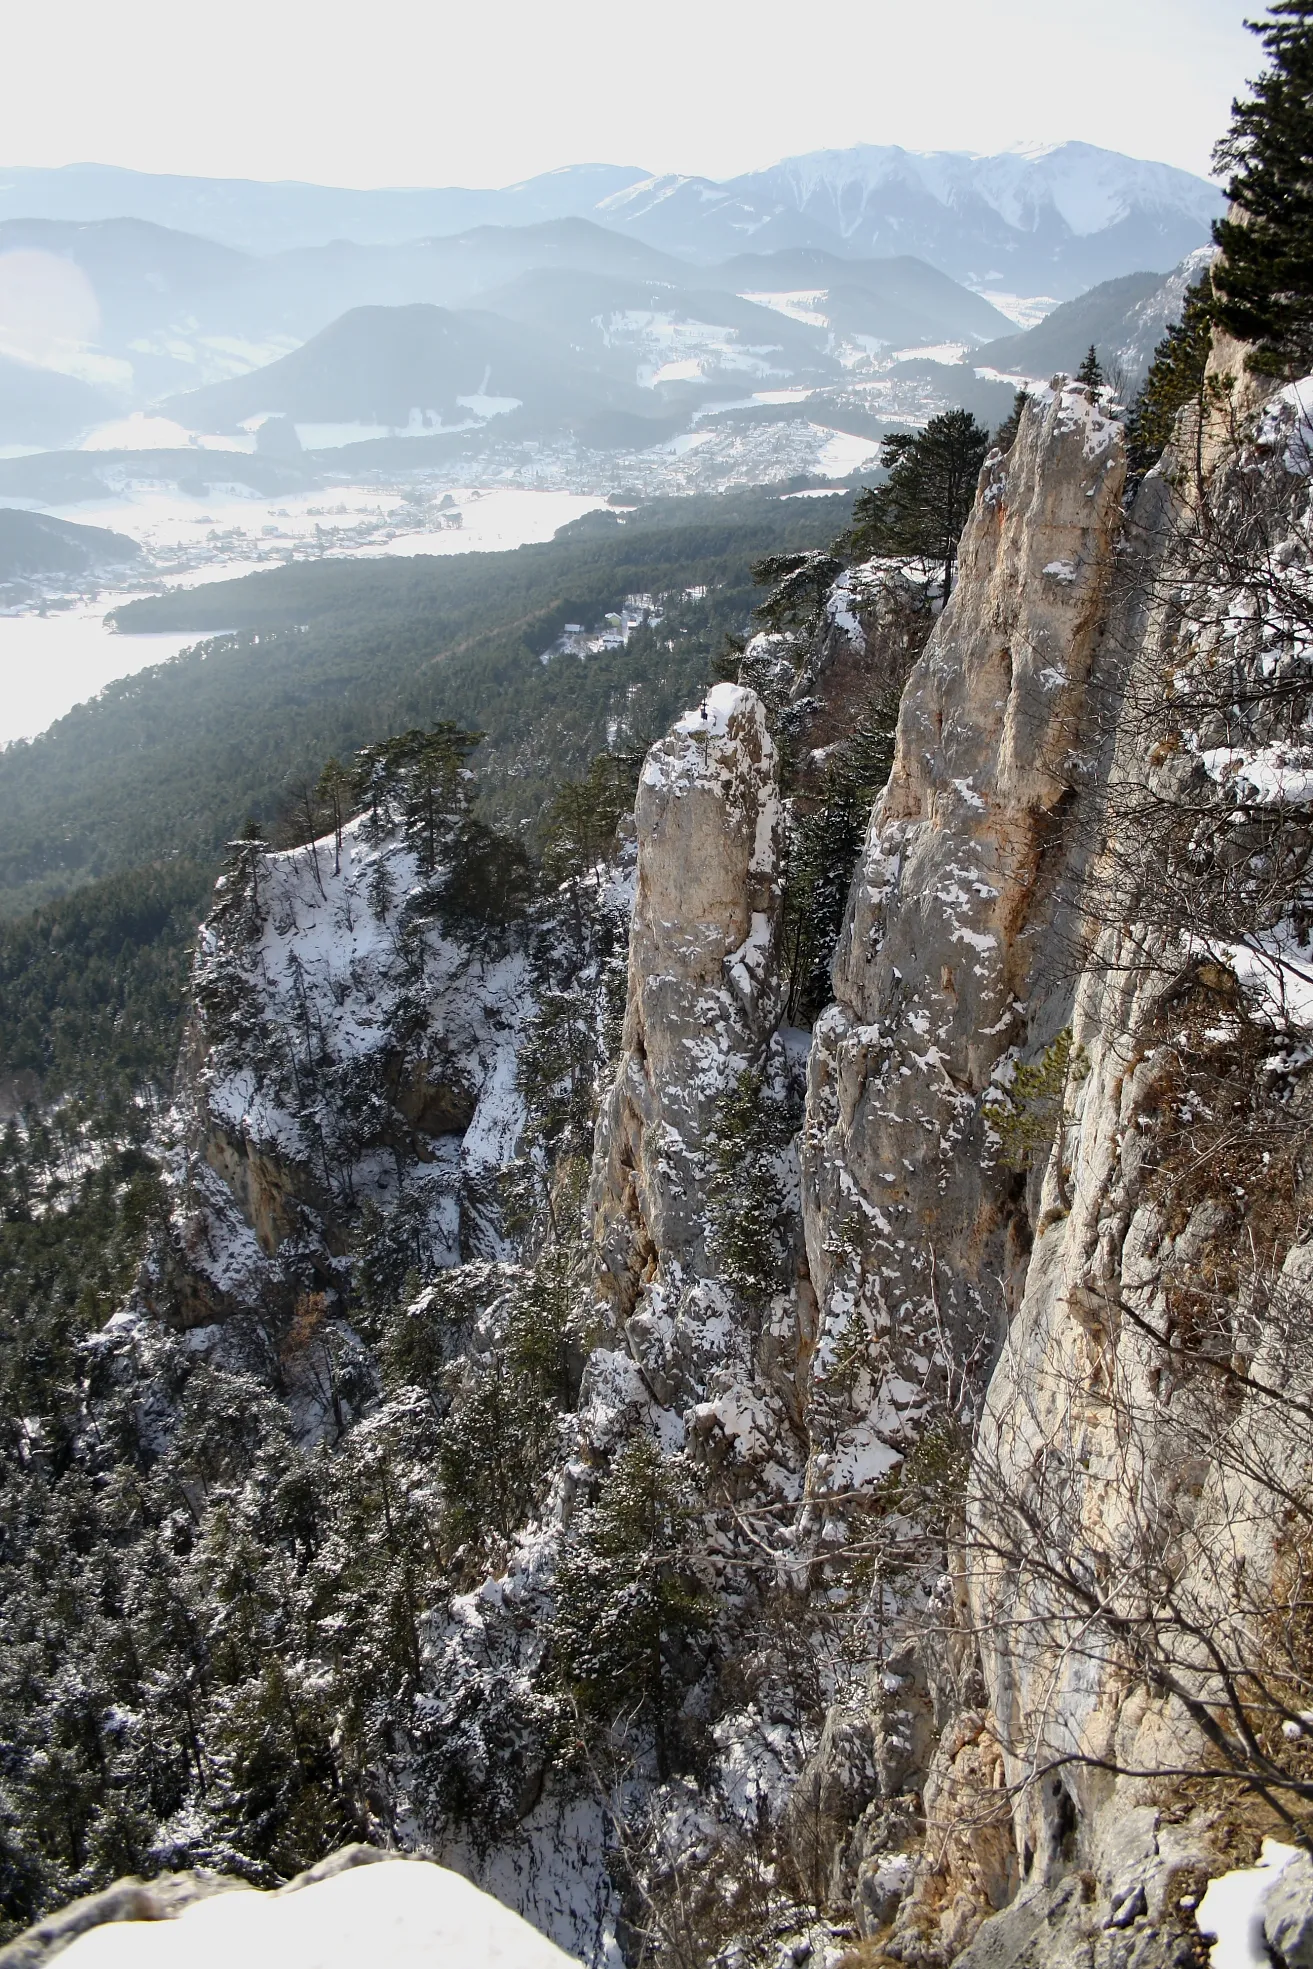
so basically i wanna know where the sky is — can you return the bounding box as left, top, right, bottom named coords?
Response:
left=4, top=0, right=1260, bottom=188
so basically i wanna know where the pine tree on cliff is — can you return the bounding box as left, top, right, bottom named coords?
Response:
left=1076, top=344, right=1104, bottom=388
left=551, top=1433, right=707, bottom=1770
left=1126, top=267, right=1216, bottom=480
left=992, top=387, right=1030, bottom=454
left=750, top=550, right=845, bottom=634
left=1212, top=1, right=1313, bottom=372
left=838, top=408, right=991, bottom=597
left=705, top=1064, right=795, bottom=1310
left=782, top=699, right=899, bottom=1025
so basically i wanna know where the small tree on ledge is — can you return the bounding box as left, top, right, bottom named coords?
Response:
left=1076, top=344, right=1104, bottom=389
left=838, top=408, right=991, bottom=598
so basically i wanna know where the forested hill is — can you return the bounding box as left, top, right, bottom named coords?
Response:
left=0, top=489, right=850, bottom=919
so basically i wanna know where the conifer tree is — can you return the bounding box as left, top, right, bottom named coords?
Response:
left=705, top=1064, right=796, bottom=1312
left=781, top=698, right=900, bottom=1024
left=539, top=750, right=640, bottom=953
left=435, top=1267, right=572, bottom=1551
left=1126, top=268, right=1216, bottom=479
left=1212, top=2, right=1313, bottom=372
left=839, top=409, right=991, bottom=596
left=214, top=820, right=268, bottom=942
left=432, top=817, right=533, bottom=952
left=1076, top=344, right=1104, bottom=389
left=353, top=724, right=482, bottom=869
left=992, top=388, right=1030, bottom=455
left=315, top=758, right=353, bottom=875
left=750, top=551, right=845, bottom=635
left=541, top=752, right=639, bottom=895
left=551, top=1434, right=707, bottom=1767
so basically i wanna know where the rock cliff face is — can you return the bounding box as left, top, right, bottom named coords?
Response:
left=592, top=682, right=787, bottom=1321
left=928, top=358, right=1313, bottom=1965
left=589, top=358, right=1313, bottom=1964
left=579, top=390, right=1138, bottom=1943
left=116, top=341, right=1313, bottom=1969
left=801, top=379, right=1126, bottom=1519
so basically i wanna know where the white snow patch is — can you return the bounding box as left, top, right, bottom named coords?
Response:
left=1257, top=376, right=1313, bottom=474
left=829, top=1422, right=903, bottom=1488
left=814, top=429, right=882, bottom=478
left=79, top=414, right=252, bottom=454
left=674, top=681, right=757, bottom=739
left=54, top=1858, right=582, bottom=1969
left=456, top=392, right=523, bottom=420
left=738, top=289, right=830, bottom=327
left=974, top=292, right=1059, bottom=331
left=891, top=343, right=971, bottom=366
left=1200, top=744, right=1313, bottom=808
left=1195, top=1839, right=1300, bottom=1969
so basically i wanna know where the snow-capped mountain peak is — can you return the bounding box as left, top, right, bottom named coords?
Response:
left=592, top=141, right=1223, bottom=297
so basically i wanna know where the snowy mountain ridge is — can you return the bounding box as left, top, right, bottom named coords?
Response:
left=596, top=141, right=1223, bottom=294
left=735, top=141, right=1221, bottom=240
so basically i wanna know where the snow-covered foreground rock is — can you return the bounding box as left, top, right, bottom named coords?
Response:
left=46, top=1852, right=581, bottom=1969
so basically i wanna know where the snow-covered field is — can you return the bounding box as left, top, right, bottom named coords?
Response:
left=0, top=601, right=212, bottom=744
left=0, top=488, right=608, bottom=742
left=33, top=484, right=607, bottom=575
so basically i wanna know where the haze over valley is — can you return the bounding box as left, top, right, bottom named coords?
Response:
left=0, top=138, right=1228, bottom=735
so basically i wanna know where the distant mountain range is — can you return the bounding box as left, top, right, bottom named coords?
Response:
left=0, top=216, right=1020, bottom=449
left=597, top=145, right=1223, bottom=294
left=161, top=300, right=677, bottom=448
left=0, top=143, right=1223, bottom=295
left=0, top=146, right=1224, bottom=481
left=0, top=162, right=649, bottom=255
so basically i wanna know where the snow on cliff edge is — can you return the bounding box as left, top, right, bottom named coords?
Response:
left=53, top=1856, right=582, bottom=1969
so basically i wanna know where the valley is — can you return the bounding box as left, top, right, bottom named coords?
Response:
left=0, top=140, right=1223, bottom=758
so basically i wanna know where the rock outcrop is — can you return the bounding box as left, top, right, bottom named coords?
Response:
left=925, top=359, right=1313, bottom=1963
left=146, top=815, right=528, bottom=1334
left=592, top=681, right=787, bottom=1320
left=803, top=381, right=1126, bottom=1464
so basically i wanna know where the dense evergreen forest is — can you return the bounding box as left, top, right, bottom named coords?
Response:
left=0, top=491, right=850, bottom=919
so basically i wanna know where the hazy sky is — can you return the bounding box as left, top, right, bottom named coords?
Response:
left=6, top=0, right=1260, bottom=188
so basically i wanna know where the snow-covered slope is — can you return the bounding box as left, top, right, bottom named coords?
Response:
left=149, top=810, right=529, bottom=1337
left=974, top=246, right=1217, bottom=387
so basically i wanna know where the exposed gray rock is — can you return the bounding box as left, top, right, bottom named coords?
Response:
left=802, top=378, right=1127, bottom=1530
left=591, top=680, right=786, bottom=1319
left=781, top=1705, right=882, bottom=1905
left=1265, top=1851, right=1313, bottom=1967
